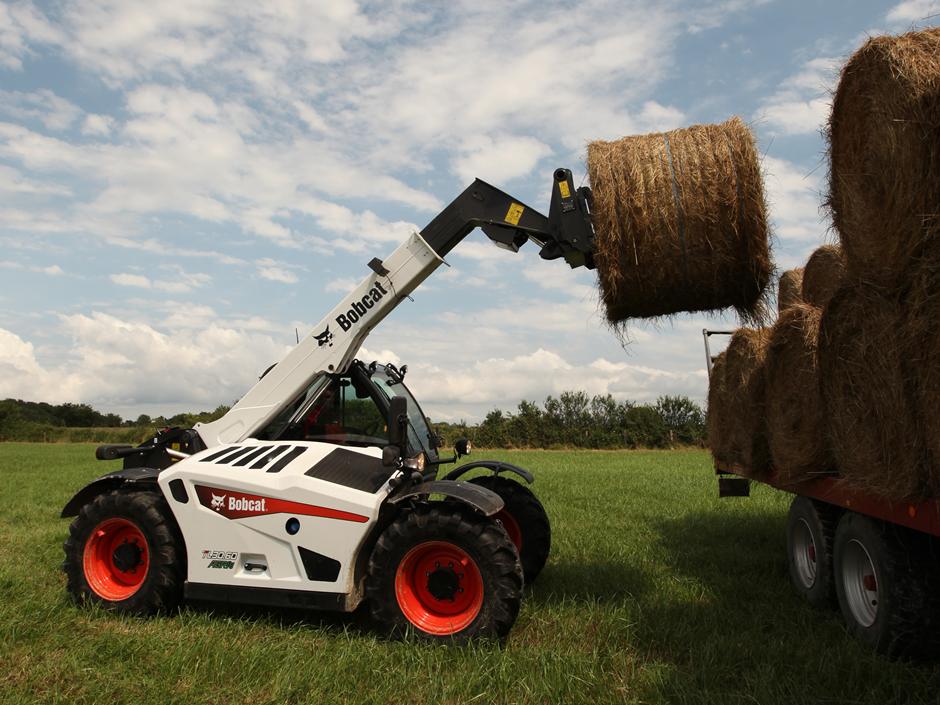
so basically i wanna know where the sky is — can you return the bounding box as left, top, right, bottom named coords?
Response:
left=0, top=0, right=938, bottom=423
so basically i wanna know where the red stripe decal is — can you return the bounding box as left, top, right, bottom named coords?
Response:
left=194, top=485, right=368, bottom=523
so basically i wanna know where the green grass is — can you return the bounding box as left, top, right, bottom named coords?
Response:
left=1, top=444, right=937, bottom=704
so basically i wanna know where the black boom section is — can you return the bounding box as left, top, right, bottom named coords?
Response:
left=304, top=448, right=393, bottom=494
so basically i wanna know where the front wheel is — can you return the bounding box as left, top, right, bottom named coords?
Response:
left=786, top=496, right=838, bottom=607
left=366, top=504, right=523, bottom=642
left=63, top=489, right=184, bottom=615
left=469, top=475, right=551, bottom=584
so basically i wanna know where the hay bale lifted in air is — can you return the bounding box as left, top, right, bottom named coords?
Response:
left=818, top=285, right=928, bottom=500
left=777, top=268, right=804, bottom=314
left=764, top=304, right=830, bottom=484
left=588, top=117, right=772, bottom=323
left=801, top=244, right=845, bottom=309
left=828, top=27, right=940, bottom=288
left=707, top=328, right=771, bottom=474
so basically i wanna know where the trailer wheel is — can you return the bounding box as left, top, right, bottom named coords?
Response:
left=833, top=512, right=938, bottom=659
left=468, top=475, right=551, bottom=584
left=366, top=504, right=522, bottom=642
left=786, top=496, right=838, bottom=607
left=63, top=489, right=183, bottom=616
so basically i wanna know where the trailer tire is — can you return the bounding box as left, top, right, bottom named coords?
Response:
left=63, top=489, right=183, bottom=616
left=366, top=504, right=522, bottom=642
left=468, top=475, right=551, bottom=584
left=786, top=496, right=838, bottom=608
left=833, top=512, right=940, bottom=659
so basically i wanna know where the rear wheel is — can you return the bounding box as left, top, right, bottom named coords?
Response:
left=63, top=489, right=183, bottom=615
left=833, top=512, right=939, bottom=659
left=786, top=496, right=838, bottom=607
left=469, top=475, right=551, bottom=584
left=366, top=504, right=522, bottom=641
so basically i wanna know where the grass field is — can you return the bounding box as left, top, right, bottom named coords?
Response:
left=1, top=444, right=937, bottom=704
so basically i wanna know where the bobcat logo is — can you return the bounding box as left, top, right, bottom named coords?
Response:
left=314, top=326, right=334, bottom=348
left=211, top=493, right=226, bottom=511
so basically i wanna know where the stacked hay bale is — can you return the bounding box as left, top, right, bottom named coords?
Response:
left=707, top=328, right=772, bottom=474
left=777, top=268, right=804, bottom=313
left=587, top=117, right=772, bottom=324
left=706, top=26, right=940, bottom=500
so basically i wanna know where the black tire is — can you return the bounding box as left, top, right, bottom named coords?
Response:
left=63, top=489, right=184, bottom=616
left=786, top=496, right=838, bottom=608
left=468, top=475, right=551, bottom=584
left=833, top=512, right=940, bottom=659
left=366, top=503, right=522, bottom=642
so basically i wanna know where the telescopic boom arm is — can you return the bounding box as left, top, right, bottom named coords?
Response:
left=195, top=169, right=595, bottom=447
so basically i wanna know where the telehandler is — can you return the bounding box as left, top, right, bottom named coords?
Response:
left=61, top=169, right=595, bottom=640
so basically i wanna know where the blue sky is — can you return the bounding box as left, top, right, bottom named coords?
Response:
left=0, top=0, right=936, bottom=422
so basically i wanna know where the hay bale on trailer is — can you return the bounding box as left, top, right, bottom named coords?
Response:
left=707, top=328, right=771, bottom=474
left=818, top=285, right=928, bottom=500
left=764, top=304, right=830, bottom=484
left=828, top=27, right=940, bottom=288
left=588, top=117, right=772, bottom=323
left=900, top=245, right=940, bottom=497
left=801, top=244, right=845, bottom=309
left=777, top=268, right=804, bottom=314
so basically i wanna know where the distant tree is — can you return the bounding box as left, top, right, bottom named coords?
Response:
left=135, top=414, right=152, bottom=426
left=654, top=395, right=706, bottom=445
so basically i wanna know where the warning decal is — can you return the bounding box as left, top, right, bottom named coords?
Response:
left=504, top=202, right=525, bottom=225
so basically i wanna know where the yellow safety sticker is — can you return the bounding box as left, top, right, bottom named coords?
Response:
left=558, top=180, right=571, bottom=199
left=505, top=202, right=524, bottom=225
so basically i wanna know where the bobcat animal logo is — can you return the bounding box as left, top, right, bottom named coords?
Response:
left=211, top=493, right=226, bottom=511
left=314, top=326, right=334, bottom=348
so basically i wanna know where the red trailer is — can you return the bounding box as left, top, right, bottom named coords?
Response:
left=704, top=329, right=940, bottom=658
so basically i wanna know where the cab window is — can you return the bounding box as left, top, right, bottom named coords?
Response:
left=290, top=376, right=387, bottom=446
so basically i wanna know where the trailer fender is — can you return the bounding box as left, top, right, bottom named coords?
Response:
left=60, top=467, right=166, bottom=518
left=441, top=460, right=534, bottom=484
left=388, top=480, right=504, bottom=516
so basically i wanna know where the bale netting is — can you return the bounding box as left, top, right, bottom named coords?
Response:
left=707, top=327, right=771, bottom=474
left=588, top=116, right=772, bottom=323
left=777, top=268, right=804, bottom=314
left=828, top=26, right=940, bottom=288
left=801, top=244, right=845, bottom=309
left=764, top=304, right=830, bottom=484
left=818, top=285, right=929, bottom=500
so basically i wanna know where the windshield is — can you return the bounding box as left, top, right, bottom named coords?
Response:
left=370, top=364, right=438, bottom=460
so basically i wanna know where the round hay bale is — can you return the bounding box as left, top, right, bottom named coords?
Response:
left=707, top=328, right=771, bottom=473
left=899, top=245, right=940, bottom=497
left=801, top=244, right=845, bottom=309
left=827, top=27, right=940, bottom=288
left=818, top=284, right=928, bottom=500
left=764, top=304, right=830, bottom=484
left=777, top=268, right=804, bottom=314
left=588, top=116, right=772, bottom=323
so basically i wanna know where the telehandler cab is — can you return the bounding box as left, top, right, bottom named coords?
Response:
left=61, top=169, right=594, bottom=640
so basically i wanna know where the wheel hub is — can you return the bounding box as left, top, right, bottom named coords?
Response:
left=426, top=565, right=462, bottom=601
left=112, top=539, right=143, bottom=573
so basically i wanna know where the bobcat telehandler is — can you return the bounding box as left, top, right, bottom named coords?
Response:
left=60, top=169, right=596, bottom=641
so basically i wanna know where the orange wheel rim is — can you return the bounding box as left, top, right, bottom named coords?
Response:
left=82, top=518, right=149, bottom=601
left=494, top=509, right=522, bottom=553
left=394, top=541, right=484, bottom=635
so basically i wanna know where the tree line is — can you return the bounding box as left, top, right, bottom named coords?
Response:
left=0, top=393, right=706, bottom=449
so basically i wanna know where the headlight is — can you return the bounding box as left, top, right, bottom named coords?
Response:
left=403, top=453, right=426, bottom=472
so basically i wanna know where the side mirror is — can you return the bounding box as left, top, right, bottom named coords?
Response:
left=387, top=395, right=408, bottom=451
left=382, top=444, right=400, bottom=467
left=455, top=438, right=472, bottom=458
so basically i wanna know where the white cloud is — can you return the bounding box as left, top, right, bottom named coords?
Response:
left=452, top=135, right=552, bottom=185
left=110, top=267, right=210, bottom=293
left=324, top=277, right=358, bottom=294
left=0, top=260, right=65, bottom=275
left=756, top=57, right=839, bottom=136
left=81, top=113, right=115, bottom=136
left=0, top=89, right=82, bottom=130
left=887, top=0, right=940, bottom=24
left=256, top=258, right=298, bottom=284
